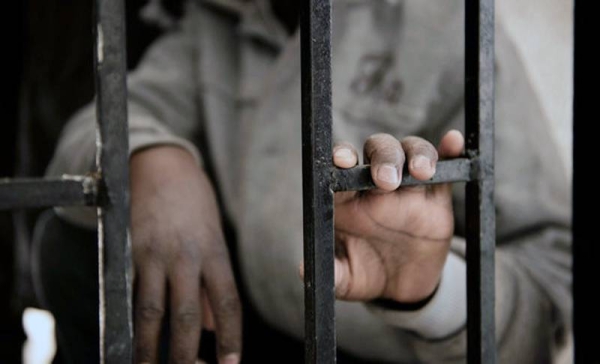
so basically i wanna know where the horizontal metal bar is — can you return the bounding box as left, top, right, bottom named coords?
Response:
left=332, top=158, right=474, bottom=192
left=0, top=175, right=99, bottom=210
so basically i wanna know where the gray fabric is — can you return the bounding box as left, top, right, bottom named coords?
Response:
left=47, top=0, right=572, bottom=362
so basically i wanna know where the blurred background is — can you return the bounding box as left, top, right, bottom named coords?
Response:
left=0, top=0, right=573, bottom=363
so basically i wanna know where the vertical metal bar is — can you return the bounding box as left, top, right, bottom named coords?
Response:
left=300, top=0, right=336, bottom=363
left=94, top=0, right=132, bottom=362
left=465, top=0, right=496, bottom=363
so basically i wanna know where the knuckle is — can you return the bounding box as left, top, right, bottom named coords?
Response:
left=366, top=133, right=397, bottom=150
left=136, top=304, right=165, bottom=321
left=367, top=132, right=393, bottom=141
left=173, top=307, right=201, bottom=326
left=414, top=143, right=437, bottom=157
left=374, top=146, right=403, bottom=163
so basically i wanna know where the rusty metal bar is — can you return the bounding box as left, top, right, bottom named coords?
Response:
left=0, top=176, right=98, bottom=210
left=465, top=0, right=496, bottom=362
left=300, top=0, right=336, bottom=362
left=93, top=0, right=132, bottom=362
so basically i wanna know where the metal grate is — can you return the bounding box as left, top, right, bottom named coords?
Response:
left=0, top=0, right=132, bottom=362
left=300, top=0, right=495, bottom=363
left=2, top=0, right=589, bottom=363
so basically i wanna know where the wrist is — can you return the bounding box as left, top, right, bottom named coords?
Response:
left=379, top=237, right=450, bottom=303
left=371, top=283, right=439, bottom=311
left=131, top=145, right=203, bottom=185
left=366, top=252, right=467, bottom=339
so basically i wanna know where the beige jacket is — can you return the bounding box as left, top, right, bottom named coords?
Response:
left=48, top=0, right=572, bottom=362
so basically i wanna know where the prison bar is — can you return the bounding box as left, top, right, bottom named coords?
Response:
left=0, top=0, right=506, bottom=362
left=300, top=0, right=336, bottom=362
left=0, top=0, right=133, bottom=361
left=301, top=0, right=495, bottom=362
left=93, top=0, right=133, bottom=362
left=332, top=159, right=474, bottom=192
left=465, top=0, right=496, bottom=363
left=0, top=176, right=98, bottom=210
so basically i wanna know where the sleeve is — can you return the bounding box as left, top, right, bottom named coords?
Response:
left=366, top=23, right=572, bottom=363
left=46, top=4, right=203, bottom=228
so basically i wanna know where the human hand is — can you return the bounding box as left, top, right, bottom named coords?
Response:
left=130, top=146, right=241, bottom=364
left=331, top=130, right=464, bottom=304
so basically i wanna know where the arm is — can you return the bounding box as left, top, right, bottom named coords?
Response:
left=331, top=21, right=571, bottom=364
left=46, top=4, right=243, bottom=363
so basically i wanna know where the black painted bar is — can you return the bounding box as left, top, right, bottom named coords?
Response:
left=465, top=0, right=496, bottom=363
left=0, top=177, right=98, bottom=210
left=300, top=0, right=336, bottom=363
left=93, top=0, right=132, bottom=362
left=332, top=159, right=474, bottom=192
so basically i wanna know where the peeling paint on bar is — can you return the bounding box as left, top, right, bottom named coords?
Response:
left=94, top=0, right=132, bottom=361
left=97, top=208, right=106, bottom=364
left=96, top=25, right=104, bottom=64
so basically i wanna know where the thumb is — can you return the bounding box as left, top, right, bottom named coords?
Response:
left=433, top=129, right=465, bottom=197
left=298, top=259, right=350, bottom=299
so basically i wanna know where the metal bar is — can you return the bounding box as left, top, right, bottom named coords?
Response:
left=465, top=0, right=496, bottom=363
left=300, top=0, right=336, bottom=363
left=93, top=0, right=132, bottom=362
left=332, top=158, right=474, bottom=192
left=0, top=176, right=98, bottom=210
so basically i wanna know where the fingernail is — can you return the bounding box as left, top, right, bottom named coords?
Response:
left=411, top=155, right=431, bottom=171
left=220, top=354, right=240, bottom=364
left=334, top=148, right=353, bottom=162
left=377, top=164, right=399, bottom=185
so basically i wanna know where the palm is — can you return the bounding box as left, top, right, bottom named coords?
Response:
left=328, top=131, right=464, bottom=303
left=335, top=186, right=454, bottom=242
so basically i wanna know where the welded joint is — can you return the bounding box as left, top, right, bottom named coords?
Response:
left=466, top=154, right=493, bottom=182
left=61, top=173, right=102, bottom=206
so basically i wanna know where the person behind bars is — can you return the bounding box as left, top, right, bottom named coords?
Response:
left=38, top=0, right=571, bottom=362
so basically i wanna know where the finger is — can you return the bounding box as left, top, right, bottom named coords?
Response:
left=432, top=130, right=465, bottom=198
left=203, top=251, right=242, bottom=364
left=169, top=263, right=202, bottom=364
left=134, top=266, right=167, bottom=364
left=401, top=136, right=438, bottom=181
left=333, top=254, right=385, bottom=301
left=334, top=257, right=351, bottom=299
left=438, top=129, right=465, bottom=159
left=363, top=133, right=405, bottom=191
left=201, top=288, right=216, bottom=331
left=333, top=141, right=359, bottom=169
left=300, top=259, right=353, bottom=299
